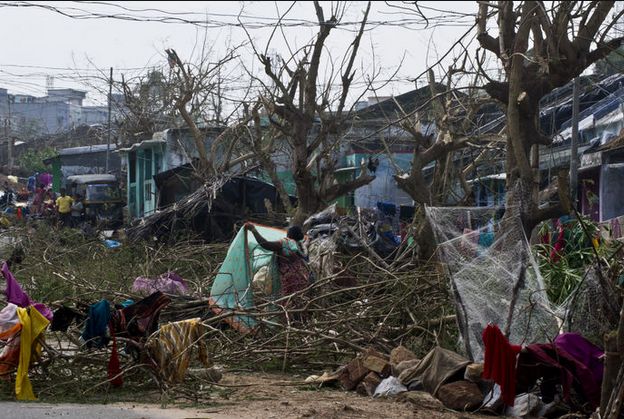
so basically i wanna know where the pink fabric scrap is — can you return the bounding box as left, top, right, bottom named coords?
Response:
left=131, top=271, right=189, bottom=296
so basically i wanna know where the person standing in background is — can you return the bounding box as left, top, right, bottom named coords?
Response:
left=55, top=188, right=73, bottom=227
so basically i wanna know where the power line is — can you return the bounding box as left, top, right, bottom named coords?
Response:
left=0, top=63, right=152, bottom=72
left=0, top=1, right=475, bottom=31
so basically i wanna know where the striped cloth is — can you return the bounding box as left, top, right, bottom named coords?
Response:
left=145, top=318, right=211, bottom=383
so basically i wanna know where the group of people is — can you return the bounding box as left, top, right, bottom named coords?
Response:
left=2, top=178, right=84, bottom=228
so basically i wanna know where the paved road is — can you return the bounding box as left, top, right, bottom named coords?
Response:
left=0, top=402, right=214, bottom=419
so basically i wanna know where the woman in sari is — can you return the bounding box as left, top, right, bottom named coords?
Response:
left=244, top=223, right=310, bottom=298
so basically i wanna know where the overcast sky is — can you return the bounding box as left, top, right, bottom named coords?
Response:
left=0, top=1, right=478, bottom=106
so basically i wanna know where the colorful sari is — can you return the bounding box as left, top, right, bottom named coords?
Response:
left=277, top=238, right=309, bottom=297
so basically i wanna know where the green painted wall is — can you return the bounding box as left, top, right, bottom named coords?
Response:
left=51, top=159, right=61, bottom=193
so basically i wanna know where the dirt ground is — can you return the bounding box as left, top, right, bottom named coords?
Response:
left=141, top=371, right=486, bottom=419
left=0, top=374, right=483, bottom=419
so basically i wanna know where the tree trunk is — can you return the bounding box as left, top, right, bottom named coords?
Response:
left=602, top=331, right=620, bottom=415
left=414, top=210, right=436, bottom=261
left=290, top=120, right=319, bottom=226
left=258, top=153, right=294, bottom=215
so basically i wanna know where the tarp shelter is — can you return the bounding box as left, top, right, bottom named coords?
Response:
left=137, top=166, right=296, bottom=242
left=425, top=206, right=559, bottom=361
left=209, top=224, right=286, bottom=332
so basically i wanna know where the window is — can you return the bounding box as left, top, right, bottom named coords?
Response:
left=86, top=184, right=120, bottom=201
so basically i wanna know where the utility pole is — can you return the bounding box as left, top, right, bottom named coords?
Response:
left=6, top=98, right=12, bottom=174
left=570, top=77, right=580, bottom=209
left=3, top=119, right=7, bottom=172
left=106, top=67, right=113, bottom=173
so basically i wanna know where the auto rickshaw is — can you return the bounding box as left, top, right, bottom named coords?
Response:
left=66, top=174, right=124, bottom=228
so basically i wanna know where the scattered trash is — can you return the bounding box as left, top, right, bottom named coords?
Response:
left=505, top=393, right=543, bottom=417
left=304, top=371, right=340, bottom=385
left=104, top=239, right=121, bottom=248
left=399, top=346, right=470, bottom=396
left=373, top=376, right=407, bottom=398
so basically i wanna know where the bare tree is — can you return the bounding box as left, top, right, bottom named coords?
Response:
left=164, top=47, right=240, bottom=177
left=119, top=69, right=177, bottom=139
left=243, top=1, right=376, bottom=225
left=475, top=1, right=624, bottom=233
left=394, top=71, right=503, bottom=205
left=378, top=66, right=505, bottom=258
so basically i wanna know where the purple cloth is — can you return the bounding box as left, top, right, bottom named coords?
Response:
left=517, top=341, right=601, bottom=409
left=38, top=173, right=52, bottom=188
left=3, top=262, right=31, bottom=307
left=554, top=333, right=604, bottom=385
left=131, top=271, right=189, bottom=296
left=1, top=262, right=53, bottom=321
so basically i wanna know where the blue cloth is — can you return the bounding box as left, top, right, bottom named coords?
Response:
left=104, top=240, right=121, bottom=249
left=210, top=225, right=287, bottom=331
left=27, top=175, right=37, bottom=192
left=120, top=299, right=134, bottom=308
left=382, top=231, right=400, bottom=246
left=81, top=299, right=110, bottom=349
left=478, top=230, right=494, bottom=248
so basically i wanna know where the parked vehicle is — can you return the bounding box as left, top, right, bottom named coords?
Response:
left=66, top=174, right=124, bottom=228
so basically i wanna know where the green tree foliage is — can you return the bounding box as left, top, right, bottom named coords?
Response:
left=17, top=147, right=57, bottom=174
left=534, top=216, right=602, bottom=305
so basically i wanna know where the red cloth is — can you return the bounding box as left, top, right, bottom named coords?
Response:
left=550, top=222, right=565, bottom=263
left=107, top=321, right=123, bottom=387
left=482, top=324, right=521, bottom=406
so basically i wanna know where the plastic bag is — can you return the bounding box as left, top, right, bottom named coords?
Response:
left=104, top=239, right=121, bottom=249
left=373, top=376, right=407, bottom=398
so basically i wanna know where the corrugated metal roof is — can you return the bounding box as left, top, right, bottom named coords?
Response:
left=66, top=174, right=117, bottom=184
left=59, top=144, right=117, bottom=156
left=117, top=138, right=165, bottom=153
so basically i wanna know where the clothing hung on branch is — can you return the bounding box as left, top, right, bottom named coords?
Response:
left=1, top=263, right=52, bottom=321
left=0, top=303, right=22, bottom=380
left=81, top=299, right=111, bottom=349
left=145, top=318, right=211, bottom=383
left=110, top=291, right=171, bottom=341
left=516, top=338, right=603, bottom=409
left=15, top=306, right=49, bottom=400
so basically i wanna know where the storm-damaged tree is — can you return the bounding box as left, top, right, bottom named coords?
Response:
left=118, top=69, right=177, bottom=139
left=118, top=43, right=246, bottom=178
left=475, top=1, right=624, bottom=234
left=164, top=47, right=243, bottom=177
left=380, top=64, right=505, bottom=258
left=243, top=1, right=375, bottom=225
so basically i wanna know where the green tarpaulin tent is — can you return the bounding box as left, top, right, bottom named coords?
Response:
left=209, top=224, right=286, bottom=332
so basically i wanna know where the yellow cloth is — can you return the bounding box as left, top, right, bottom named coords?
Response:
left=55, top=196, right=74, bottom=214
left=16, top=307, right=49, bottom=400
left=145, top=318, right=210, bottom=384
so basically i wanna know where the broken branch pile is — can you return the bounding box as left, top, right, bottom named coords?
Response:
left=0, top=224, right=456, bottom=402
